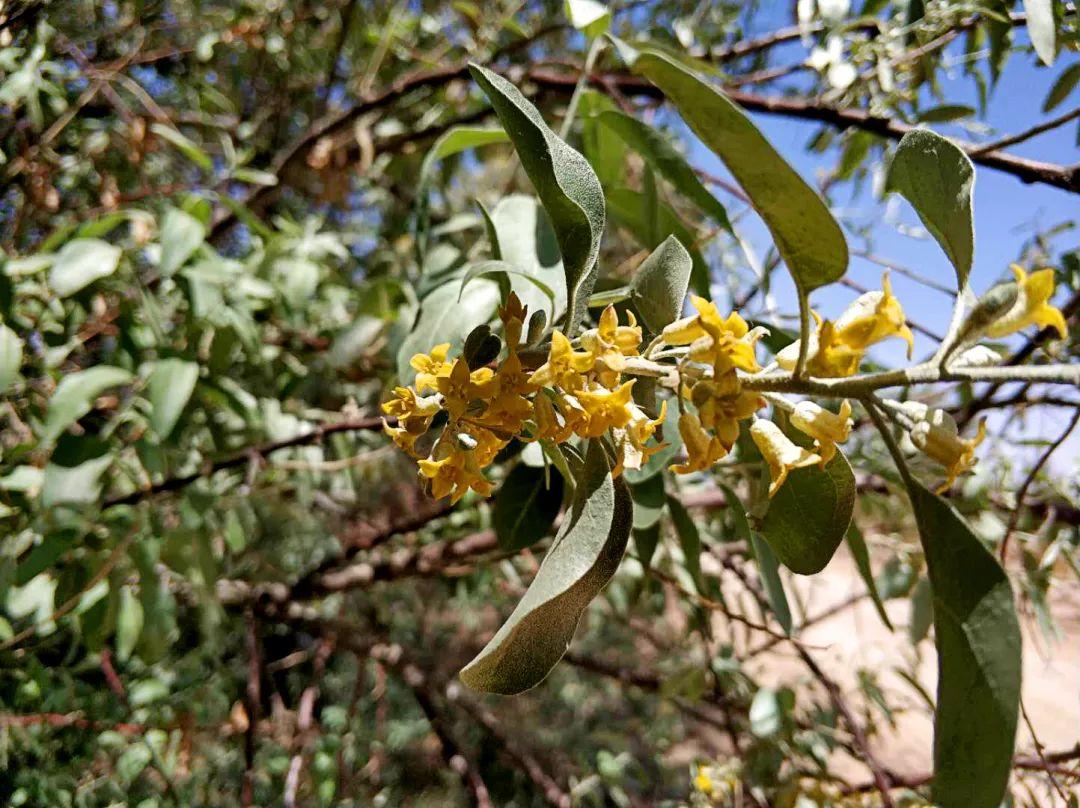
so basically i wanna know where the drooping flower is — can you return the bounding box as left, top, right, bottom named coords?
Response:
left=984, top=265, right=1068, bottom=340
left=478, top=351, right=536, bottom=434
left=750, top=419, right=821, bottom=497
left=662, top=296, right=763, bottom=373
left=612, top=400, right=667, bottom=477
left=689, top=371, right=764, bottom=450
left=670, top=411, right=728, bottom=474
left=905, top=404, right=987, bottom=493
left=790, top=399, right=852, bottom=466
left=834, top=272, right=914, bottom=357
left=381, top=386, right=442, bottom=454
left=528, top=329, right=594, bottom=390
left=777, top=314, right=863, bottom=378
left=410, top=343, right=452, bottom=393
left=417, top=427, right=505, bottom=503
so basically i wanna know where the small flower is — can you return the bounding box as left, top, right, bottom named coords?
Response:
left=670, top=411, right=728, bottom=474
left=690, top=371, right=764, bottom=450
left=528, top=330, right=594, bottom=390
left=532, top=391, right=573, bottom=443
left=479, top=352, right=536, bottom=434
left=417, top=426, right=505, bottom=503
left=984, top=265, right=1068, bottom=340
left=693, top=765, right=714, bottom=796
left=499, top=291, right=528, bottom=351
left=834, top=272, right=914, bottom=358
left=575, top=380, right=636, bottom=437
left=381, top=386, right=442, bottom=455
left=410, top=342, right=452, bottom=392
left=612, top=400, right=667, bottom=477
left=579, top=304, right=642, bottom=380
left=907, top=406, right=987, bottom=493
left=808, top=34, right=857, bottom=90
left=662, top=296, right=763, bottom=373
left=777, top=314, right=863, bottom=378
left=790, top=399, right=852, bottom=466
left=436, top=358, right=495, bottom=421
left=750, top=419, right=821, bottom=497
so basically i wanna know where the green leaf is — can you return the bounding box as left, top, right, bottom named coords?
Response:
left=48, top=238, right=122, bottom=297
left=759, top=449, right=855, bottom=575
left=908, top=482, right=1021, bottom=808
left=915, top=104, right=976, bottom=123
left=1043, top=61, right=1080, bottom=112
left=460, top=440, right=632, bottom=694
left=667, top=495, right=702, bottom=592
left=489, top=195, right=568, bottom=323
left=605, top=187, right=709, bottom=296
left=459, top=260, right=557, bottom=308
left=41, top=454, right=113, bottom=508
left=630, top=473, right=665, bottom=531
left=0, top=322, right=23, bottom=393
left=494, top=464, right=564, bottom=552
left=132, top=538, right=178, bottom=663
left=565, top=0, right=610, bottom=38
left=908, top=576, right=934, bottom=644
left=885, top=129, right=975, bottom=287
left=40, top=366, right=133, bottom=445
left=614, top=41, right=847, bottom=294
left=629, top=235, right=692, bottom=333
left=845, top=523, right=893, bottom=630
left=115, top=585, right=143, bottom=663
left=724, top=484, right=792, bottom=634
left=633, top=523, right=660, bottom=572
left=146, top=358, right=200, bottom=439
left=150, top=123, right=214, bottom=170
left=158, top=208, right=205, bottom=278
left=1024, top=0, right=1057, bottom=65
left=469, top=65, right=605, bottom=334
left=415, top=126, right=509, bottom=257
left=579, top=91, right=626, bottom=187
left=597, top=111, right=732, bottom=234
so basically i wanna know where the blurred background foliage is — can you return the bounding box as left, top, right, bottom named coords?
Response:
left=0, top=0, right=1077, bottom=805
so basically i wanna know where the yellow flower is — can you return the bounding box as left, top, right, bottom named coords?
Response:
left=663, top=296, right=762, bottom=373
left=834, top=272, right=915, bottom=358
left=417, top=427, right=504, bottom=503
left=777, top=314, right=863, bottom=378
left=907, top=406, right=987, bottom=493
left=790, top=399, right=852, bottom=467
left=750, top=419, right=821, bottom=497
left=612, top=400, right=667, bottom=477
left=532, top=391, right=572, bottom=443
left=477, top=352, right=536, bottom=435
left=528, top=329, right=594, bottom=390
left=436, top=358, right=495, bottom=421
left=575, top=380, right=636, bottom=437
left=580, top=305, right=642, bottom=380
left=381, top=386, right=442, bottom=455
left=670, top=411, right=727, bottom=474
left=693, top=766, right=714, bottom=796
left=410, top=343, right=452, bottom=393
left=689, top=371, right=763, bottom=450
left=499, top=291, right=528, bottom=351
left=984, top=265, right=1068, bottom=340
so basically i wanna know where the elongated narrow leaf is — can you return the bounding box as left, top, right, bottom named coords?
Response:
left=630, top=235, right=692, bottom=332
left=725, top=485, right=792, bottom=634
left=630, top=473, right=665, bottom=530
left=614, top=41, right=847, bottom=293
left=1024, top=0, right=1057, bottom=66
left=459, top=260, right=557, bottom=308
left=885, top=129, right=974, bottom=287
left=579, top=90, right=626, bottom=187
left=667, top=495, right=702, bottom=592
left=760, top=449, right=854, bottom=575
left=150, top=123, right=213, bottom=171
left=0, top=323, right=23, bottom=393
left=488, top=195, right=567, bottom=323
left=1043, top=62, right=1080, bottom=112
left=469, top=65, right=605, bottom=334
left=909, top=482, right=1020, bottom=808
left=598, top=111, right=732, bottom=234
left=460, top=440, right=631, bottom=694
left=146, top=358, right=199, bottom=439
left=494, top=464, right=564, bottom=552
left=845, top=523, right=893, bottom=630
left=40, top=366, right=133, bottom=445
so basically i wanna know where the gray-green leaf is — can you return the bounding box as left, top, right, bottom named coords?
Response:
left=146, top=358, right=200, bottom=439
left=494, top=464, right=564, bottom=552
left=0, top=323, right=23, bottom=393
left=1043, top=62, right=1080, bottom=112
left=48, top=238, right=122, bottom=297
left=469, top=65, right=605, bottom=335
left=40, top=366, right=133, bottom=445
left=760, top=449, right=854, bottom=575
left=845, top=523, right=893, bottom=630
left=598, top=111, right=732, bottom=234
left=460, top=440, right=631, bottom=694
left=885, top=129, right=975, bottom=288
left=614, top=41, right=847, bottom=293
left=909, top=482, right=1020, bottom=808
left=158, top=208, right=205, bottom=277
left=1024, top=0, right=1057, bottom=66
left=630, top=235, right=692, bottom=333
left=724, top=484, right=792, bottom=634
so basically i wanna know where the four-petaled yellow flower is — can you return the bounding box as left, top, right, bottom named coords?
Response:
left=612, top=400, right=667, bottom=477
left=689, top=371, right=764, bottom=451
left=410, top=342, right=452, bottom=393
left=528, top=329, right=594, bottom=390
left=663, top=296, right=763, bottom=373
left=905, top=403, right=987, bottom=493
left=437, top=358, right=495, bottom=421
left=580, top=305, right=642, bottom=385
left=670, top=411, right=728, bottom=474
left=984, top=264, right=1068, bottom=340
left=750, top=419, right=821, bottom=497
left=574, top=380, right=636, bottom=437
left=790, top=399, right=852, bottom=467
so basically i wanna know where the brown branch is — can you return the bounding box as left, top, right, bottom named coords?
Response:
left=969, top=105, right=1080, bottom=157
